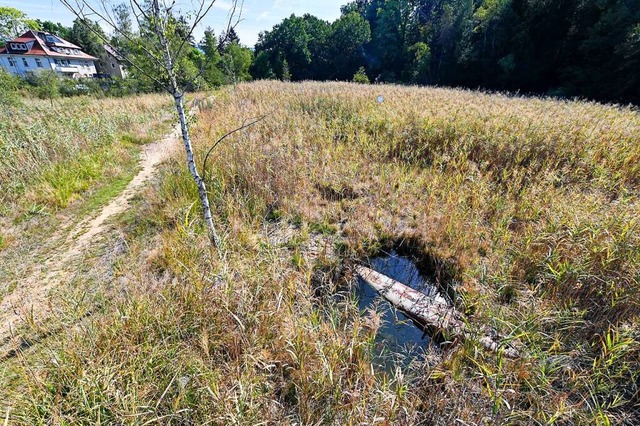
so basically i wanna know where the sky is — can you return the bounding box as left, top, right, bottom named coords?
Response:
left=0, top=0, right=346, bottom=47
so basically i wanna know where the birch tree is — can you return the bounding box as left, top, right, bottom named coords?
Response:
left=61, top=0, right=243, bottom=249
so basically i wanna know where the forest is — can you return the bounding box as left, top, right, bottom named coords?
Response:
left=2, top=1, right=639, bottom=103
left=252, top=0, right=640, bottom=104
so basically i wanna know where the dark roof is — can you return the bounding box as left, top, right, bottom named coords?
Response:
left=103, top=44, right=125, bottom=61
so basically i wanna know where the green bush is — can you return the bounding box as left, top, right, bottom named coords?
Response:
left=352, top=67, right=370, bottom=84
left=0, top=68, right=23, bottom=106
left=26, top=70, right=61, bottom=102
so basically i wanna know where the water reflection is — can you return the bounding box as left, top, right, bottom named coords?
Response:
left=357, top=251, right=442, bottom=365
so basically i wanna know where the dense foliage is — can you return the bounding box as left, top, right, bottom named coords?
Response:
left=256, top=0, right=640, bottom=103
left=4, top=2, right=638, bottom=103
left=251, top=13, right=371, bottom=81
left=0, top=6, right=40, bottom=42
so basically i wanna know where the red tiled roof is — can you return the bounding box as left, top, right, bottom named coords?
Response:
left=12, top=36, right=36, bottom=43
left=0, top=30, right=98, bottom=60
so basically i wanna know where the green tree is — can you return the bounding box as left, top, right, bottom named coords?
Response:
left=218, top=27, right=240, bottom=51
left=300, top=15, right=331, bottom=79
left=35, top=20, right=71, bottom=39
left=281, top=58, right=291, bottom=81
left=371, top=0, right=424, bottom=81
left=408, top=41, right=431, bottom=83
left=251, top=50, right=276, bottom=80
left=68, top=18, right=106, bottom=58
left=353, top=66, right=370, bottom=83
left=28, top=70, right=61, bottom=105
left=253, top=15, right=314, bottom=81
left=0, top=7, right=40, bottom=42
left=327, top=12, right=371, bottom=80
left=220, top=41, right=252, bottom=84
left=198, top=28, right=225, bottom=87
left=110, top=3, right=134, bottom=56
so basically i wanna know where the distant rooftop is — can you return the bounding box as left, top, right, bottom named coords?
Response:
left=0, top=30, right=97, bottom=60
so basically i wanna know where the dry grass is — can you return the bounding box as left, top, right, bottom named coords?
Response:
left=2, top=82, right=639, bottom=425
left=0, top=94, right=170, bottom=217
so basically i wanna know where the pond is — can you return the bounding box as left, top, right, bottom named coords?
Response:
left=356, top=251, right=446, bottom=366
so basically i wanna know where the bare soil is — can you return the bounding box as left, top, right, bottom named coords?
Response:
left=0, top=125, right=181, bottom=339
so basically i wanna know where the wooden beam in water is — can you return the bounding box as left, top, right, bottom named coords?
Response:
left=355, top=265, right=520, bottom=359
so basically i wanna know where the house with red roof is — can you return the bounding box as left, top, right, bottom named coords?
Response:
left=0, top=30, right=97, bottom=78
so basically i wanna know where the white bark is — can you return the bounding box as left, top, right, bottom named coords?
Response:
left=173, top=93, right=221, bottom=248
left=356, top=266, right=520, bottom=358
left=153, top=0, right=221, bottom=249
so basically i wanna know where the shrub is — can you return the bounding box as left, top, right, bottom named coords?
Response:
left=353, top=66, right=370, bottom=84
left=0, top=68, right=22, bottom=106
left=26, top=70, right=61, bottom=102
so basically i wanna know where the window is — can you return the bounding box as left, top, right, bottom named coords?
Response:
left=8, top=57, right=16, bottom=67
left=36, top=58, right=43, bottom=68
left=9, top=43, right=28, bottom=52
left=22, top=58, right=29, bottom=67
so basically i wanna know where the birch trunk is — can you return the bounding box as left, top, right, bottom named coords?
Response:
left=356, top=266, right=519, bottom=358
left=173, top=93, right=221, bottom=248
left=153, top=0, right=221, bottom=249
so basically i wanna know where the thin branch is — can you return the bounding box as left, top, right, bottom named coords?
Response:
left=59, top=0, right=168, bottom=90
left=60, top=0, right=167, bottom=69
left=128, top=0, right=164, bottom=52
left=174, top=0, right=212, bottom=61
left=201, top=115, right=267, bottom=182
left=130, top=0, right=153, bottom=25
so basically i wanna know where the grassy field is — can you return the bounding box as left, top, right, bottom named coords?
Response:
left=0, top=94, right=172, bottom=332
left=2, top=82, right=639, bottom=425
left=0, top=95, right=171, bottom=217
left=0, top=94, right=171, bottom=274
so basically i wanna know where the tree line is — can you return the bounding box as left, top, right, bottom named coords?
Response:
left=253, top=0, right=640, bottom=104
left=2, top=2, right=639, bottom=103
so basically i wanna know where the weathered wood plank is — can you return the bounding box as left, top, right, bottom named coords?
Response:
left=355, top=265, right=520, bottom=359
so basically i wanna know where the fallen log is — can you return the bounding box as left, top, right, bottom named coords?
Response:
left=355, top=265, right=520, bottom=359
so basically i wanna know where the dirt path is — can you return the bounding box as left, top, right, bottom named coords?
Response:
left=0, top=124, right=181, bottom=339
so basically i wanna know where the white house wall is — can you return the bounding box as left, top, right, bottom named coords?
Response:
left=0, top=54, right=96, bottom=78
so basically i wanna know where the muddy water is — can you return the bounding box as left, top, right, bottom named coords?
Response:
left=356, top=251, right=443, bottom=364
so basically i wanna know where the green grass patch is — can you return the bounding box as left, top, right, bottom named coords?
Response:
left=79, top=162, right=140, bottom=217
left=41, top=154, right=104, bottom=209
left=0, top=94, right=171, bottom=219
left=309, top=220, right=338, bottom=235
left=121, top=133, right=155, bottom=146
